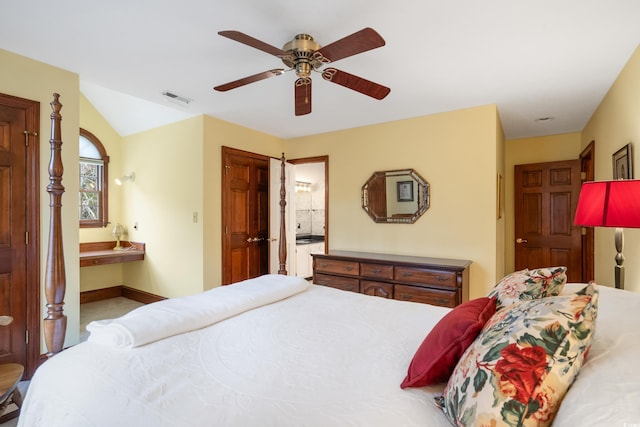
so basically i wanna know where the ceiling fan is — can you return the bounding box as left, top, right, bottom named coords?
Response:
left=213, top=28, right=390, bottom=116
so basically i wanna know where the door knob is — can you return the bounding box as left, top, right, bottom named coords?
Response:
left=516, top=238, right=528, bottom=244
left=0, top=316, right=14, bottom=326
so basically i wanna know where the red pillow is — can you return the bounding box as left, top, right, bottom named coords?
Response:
left=400, top=297, right=496, bottom=388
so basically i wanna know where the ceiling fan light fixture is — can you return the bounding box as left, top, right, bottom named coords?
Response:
left=215, top=28, right=389, bottom=115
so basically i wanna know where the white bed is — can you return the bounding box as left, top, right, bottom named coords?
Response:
left=18, top=276, right=640, bottom=427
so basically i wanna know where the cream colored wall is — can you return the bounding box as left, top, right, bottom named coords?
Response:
left=581, top=44, right=640, bottom=292
left=119, top=116, right=205, bottom=298
left=504, top=132, right=582, bottom=274
left=202, top=115, right=285, bottom=290
left=118, top=114, right=283, bottom=297
left=285, top=105, right=501, bottom=298
left=79, top=94, right=125, bottom=291
left=0, top=49, right=81, bottom=347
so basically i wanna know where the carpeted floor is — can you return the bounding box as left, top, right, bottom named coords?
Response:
left=0, top=297, right=144, bottom=426
left=79, top=297, right=144, bottom=342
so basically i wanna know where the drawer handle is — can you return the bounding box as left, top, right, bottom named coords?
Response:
left=399, top=293, right=411, bottom=300
left=372, top=268, right=382, bottom=274
left=401, top=272, right=413, bottom=277
left=317, top=280, right=328, bottom=285
left=436, top=276, right=447, bottom=282
left=344, top=266, right=354, bottom=271
left=436, top=298, right=449, bottom=305
left=320, top=263, right=328, bottom=268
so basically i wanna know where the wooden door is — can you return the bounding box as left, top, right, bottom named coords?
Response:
left=221, top=147, right=269, bottom=284
left=0, top=93, right=40, bottom=377
left=514, top=159, right=582, bottom=282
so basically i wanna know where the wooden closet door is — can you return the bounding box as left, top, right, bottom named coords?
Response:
left=0, top=93, right=40, bottom=377
left=221, top=147, right=269, bottom=284
left=514, top=159, right=582, bottom=282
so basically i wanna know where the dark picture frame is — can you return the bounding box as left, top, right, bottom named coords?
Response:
left=613, top=143, right=633, bottom=179
left=397, top=180, right=414, bottom=202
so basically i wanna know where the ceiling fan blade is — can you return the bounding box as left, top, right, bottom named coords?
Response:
left=214, top=69, right=285, bottom=92
left=295, top=78, right=312, bottom=116
left=315, top=28, right=385, bottom=63
left=218, top=30, right=288, bottom=57
left=321, top=68, right=390, bottom=100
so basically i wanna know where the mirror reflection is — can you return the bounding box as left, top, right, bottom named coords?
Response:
left=361, top=169, right=430, bottom=223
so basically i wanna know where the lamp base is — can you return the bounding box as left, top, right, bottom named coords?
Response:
left=614, top=265, right=624, bottom=289
left=113, top=237, right=124, bottom=251
left=614, top=228, right=625, bottom=289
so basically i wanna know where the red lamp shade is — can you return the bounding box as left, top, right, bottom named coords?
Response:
left=574, top=180, right=640, bottom=228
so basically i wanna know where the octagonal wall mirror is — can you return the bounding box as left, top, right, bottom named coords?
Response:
left=361, top=169, right=430, bottom=223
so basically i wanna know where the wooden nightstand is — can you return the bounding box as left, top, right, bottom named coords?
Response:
left=0, top=363, right=24, bottom=423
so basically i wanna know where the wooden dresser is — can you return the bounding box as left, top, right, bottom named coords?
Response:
left=312, top=250, right=471, bottom=308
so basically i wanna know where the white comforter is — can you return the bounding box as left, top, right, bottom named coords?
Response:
left=20, top=279, right=452, bottom=426
left=18, top=279, right=640, bottom=426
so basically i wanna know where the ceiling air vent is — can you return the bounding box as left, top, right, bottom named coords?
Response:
left=162, top=91, right=192, bottom=106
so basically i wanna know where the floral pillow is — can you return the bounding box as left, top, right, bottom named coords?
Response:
left=437, top=283, right=598, bottom=427
left=488, top=267, right=567, bottom=310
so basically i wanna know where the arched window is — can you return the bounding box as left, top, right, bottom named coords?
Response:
left=79, top=128, right=110, bottom=228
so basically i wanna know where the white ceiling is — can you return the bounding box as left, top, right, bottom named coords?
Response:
left=2, top=0, right=640, bottom=140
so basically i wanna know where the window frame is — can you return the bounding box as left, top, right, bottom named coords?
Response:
left=79, top=128, right=110, bottom=228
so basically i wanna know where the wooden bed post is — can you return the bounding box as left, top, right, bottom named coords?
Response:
left=43, top=93, right=67, bottom=356
left=278, top=153, right=287, bottom=275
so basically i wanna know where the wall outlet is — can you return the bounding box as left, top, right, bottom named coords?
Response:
left=133, top=221, right=138, bottom=231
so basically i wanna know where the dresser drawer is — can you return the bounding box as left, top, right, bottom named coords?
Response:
left=394, top=267, right=458, bottom=289
left=394, top=285, right=457, bottom=308
left=360, top=263, right=393, bottom=280
left=314, top=258, right=359, bottom=276
left=360, top=280, right=393, bottom=299
left=314, top=273, right=360, bottom=293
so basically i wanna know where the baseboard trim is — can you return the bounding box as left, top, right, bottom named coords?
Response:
left=122, top=286, right=166, bottom=304
left=80, top=286, right=165, bottom=305
left=80, top=286, right=123, bottom=304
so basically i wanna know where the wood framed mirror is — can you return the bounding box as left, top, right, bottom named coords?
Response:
left=361, top=169, right=430, bottom=223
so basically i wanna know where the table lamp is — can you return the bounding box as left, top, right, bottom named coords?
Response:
left=112, top=223, right=126, bottom=250
left=574, top=180, right=640, bottom=289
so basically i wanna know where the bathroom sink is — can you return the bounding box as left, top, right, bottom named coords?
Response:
left=296, top=236, right=324, bottom=245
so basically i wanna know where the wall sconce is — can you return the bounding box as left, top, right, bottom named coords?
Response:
left=574, top=179, right=640, bottom=289
left=115, top=172, right=135, bottom=186
left=295, top=181, right=312, bottom=192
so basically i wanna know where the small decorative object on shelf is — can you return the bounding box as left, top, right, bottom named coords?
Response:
left=112, top=223, right=125, bottom=250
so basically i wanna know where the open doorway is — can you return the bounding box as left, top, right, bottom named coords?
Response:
left=290, top=156, right=328, bottom=278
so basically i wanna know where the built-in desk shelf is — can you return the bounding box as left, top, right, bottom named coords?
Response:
left=80, top=241, right=145, bottom=267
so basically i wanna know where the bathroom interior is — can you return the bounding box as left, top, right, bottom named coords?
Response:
left=294, top=162, right=326, bottom=278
